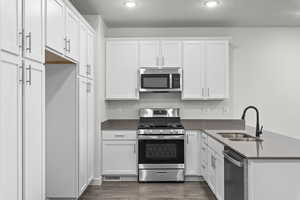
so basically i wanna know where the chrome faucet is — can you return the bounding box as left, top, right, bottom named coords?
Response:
left=241, top=106, right=263, bottom=137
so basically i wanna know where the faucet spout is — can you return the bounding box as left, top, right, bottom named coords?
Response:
left=241, top=106, right=263, bottom=137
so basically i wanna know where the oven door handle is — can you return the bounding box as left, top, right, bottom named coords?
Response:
left=223, top=151, right=244, bottom=168
left=138, top=135, right=185, bottom=140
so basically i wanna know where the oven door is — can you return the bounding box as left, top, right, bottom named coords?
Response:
left=138, top=135, right=184, bottom=169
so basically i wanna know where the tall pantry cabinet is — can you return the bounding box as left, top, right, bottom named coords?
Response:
left=0, top=0, right=45, bottom=200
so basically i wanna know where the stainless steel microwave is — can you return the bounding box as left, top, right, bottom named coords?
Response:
left=139, top=67, right=183, bottom=93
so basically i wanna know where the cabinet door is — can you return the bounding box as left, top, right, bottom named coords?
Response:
left=87, top=80, right=94, bottom=183
left=46, top=0, right=65, bottom=54
left=182, top=41, right=206, bottom=100
left=78, top=77, right=88, bottom=194
left=106, top=41, right=139, bottom=100
left=23, top=60, right=44, bottom=200
left=205, top=41, right=229, bottom=99
left=0, top=56, right=22, bottom=200
left=161, top=40, right=182, bottom=67
left=87, top=32, right=94, bottom=79
left=139, top=40, right=160, bottom=67
left=185, top=131, right=201, bottom=176
left=102, top=141, right=137, bottom=175
left=65, top=8, right=80, bottom=61
left=79, top=25, right=88, bottom=77
left=24, top=0, right=44, bottom=62
left=215, top=154, right=224, bottom=200
left=0, top=0, right=22, bottom=55
left=207, top=148, right=216, bottom=194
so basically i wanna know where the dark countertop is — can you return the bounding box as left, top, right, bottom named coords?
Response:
left=205, top=127, right=300, bottom=159
left=101, top=119, right=245, bottom=130
left=101, top=120, right=139, bottom=130
left=101, top=119, right=300, bottom=159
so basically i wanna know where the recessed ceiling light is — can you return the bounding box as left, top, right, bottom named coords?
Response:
left=202, top=0, right=220, bottom=8
left=124, top=1, right=137, bottom=8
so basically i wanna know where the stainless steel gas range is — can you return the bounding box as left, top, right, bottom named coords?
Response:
left=137, top=108, right=185, bottom=182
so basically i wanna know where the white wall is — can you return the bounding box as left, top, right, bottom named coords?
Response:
left=84, top=15, right=107, bottom=182
left=106, top=27, right=300, bottom=139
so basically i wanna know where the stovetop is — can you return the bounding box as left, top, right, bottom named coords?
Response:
left=137, top=117, right=184, bottom=130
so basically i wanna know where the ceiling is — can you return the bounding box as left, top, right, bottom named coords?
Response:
left=70, top=0, right=300, bottom=27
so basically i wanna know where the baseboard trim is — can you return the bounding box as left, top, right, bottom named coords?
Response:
left=185, top=176, right=204, bottom=182
left=102, top=175, right=138, bottom=182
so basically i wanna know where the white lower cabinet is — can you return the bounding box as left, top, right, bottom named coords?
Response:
left=102, top=131, right=137, bottom=175
left=185, top=131, right=201, bottom=176
left=199, top=131, right=224, bottom=200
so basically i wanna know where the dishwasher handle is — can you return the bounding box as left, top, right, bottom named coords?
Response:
left=223, top=151, right=244, bottom=168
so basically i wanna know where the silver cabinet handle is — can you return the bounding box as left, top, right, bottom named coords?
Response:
left=86, top=82, right=92, bottom=93
left=26, top=32, right=32, bottom=53
left=64, top=37, right=67, bottom=51
left=208, top=88, right=210, bottom=97
left=26, top=65, right=32, bottom=86
left=202, top=88, right=205, bottom=97
left=115, top=134, right=125, bottom=138
left=135, top=88, right=139, bottom=97
left=67, top=39, right=71, bottom=52
left=19, top=61, right=24, bottom=83
left=18, top=30, right=24, bottom=49
left=186, top=134, right=189, bottom=144
left=133, top=144, right=136, bottom=154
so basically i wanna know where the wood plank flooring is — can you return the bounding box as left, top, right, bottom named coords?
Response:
left=79, top=182, right=217, bottom=200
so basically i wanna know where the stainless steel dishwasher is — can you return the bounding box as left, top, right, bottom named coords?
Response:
left=223, top=147, right=248, bottom=200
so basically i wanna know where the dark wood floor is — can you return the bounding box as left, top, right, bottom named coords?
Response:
left=79, top=182, right=217, bottom=200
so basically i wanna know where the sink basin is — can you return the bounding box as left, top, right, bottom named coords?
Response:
left=217, top=132, right=263, bottom=142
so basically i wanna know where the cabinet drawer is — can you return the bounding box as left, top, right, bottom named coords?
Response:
left=102, top=131, right=137, bottom=140
left=208, top=136, right=224, bottom=156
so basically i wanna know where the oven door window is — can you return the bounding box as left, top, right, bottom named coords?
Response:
left=141, top=74, right=170, bottom=89
left=138, top=140, right=184, bottom=164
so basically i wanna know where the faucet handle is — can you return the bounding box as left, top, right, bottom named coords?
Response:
left=260, top=126, right=264, bottom=134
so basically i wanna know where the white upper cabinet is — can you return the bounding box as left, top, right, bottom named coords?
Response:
left=106, top=40, right=139, bottom=100
left=161, top=40, right=182, bottom=67
left=139, top=40, right=160, bottom=67
left=182, top=41, right=206, bottom=100
left=46, top=0, right=65, bottom=54
left=139, top=40, right=182, bottom=67
left=46, top=0, right=84, bottom=62
left=65, top=8, right=80, bottom=61
left=23, top=0, right=44, bottom=63
left=79, top=27, right=94, bottom=79
left=106, top=38, right=229, bottom=101
left=0, top=0, right=22, bottom=56
left=205, top=41, right=229, bottom=99
left=182, top=40, right=229, bottom=100
left=79, top=24, right=88, bottom=77
left=87, top=32, right=94, bottom=79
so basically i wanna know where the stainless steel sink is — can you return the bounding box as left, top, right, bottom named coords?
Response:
left=217, top=132, right=263, bottom=142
